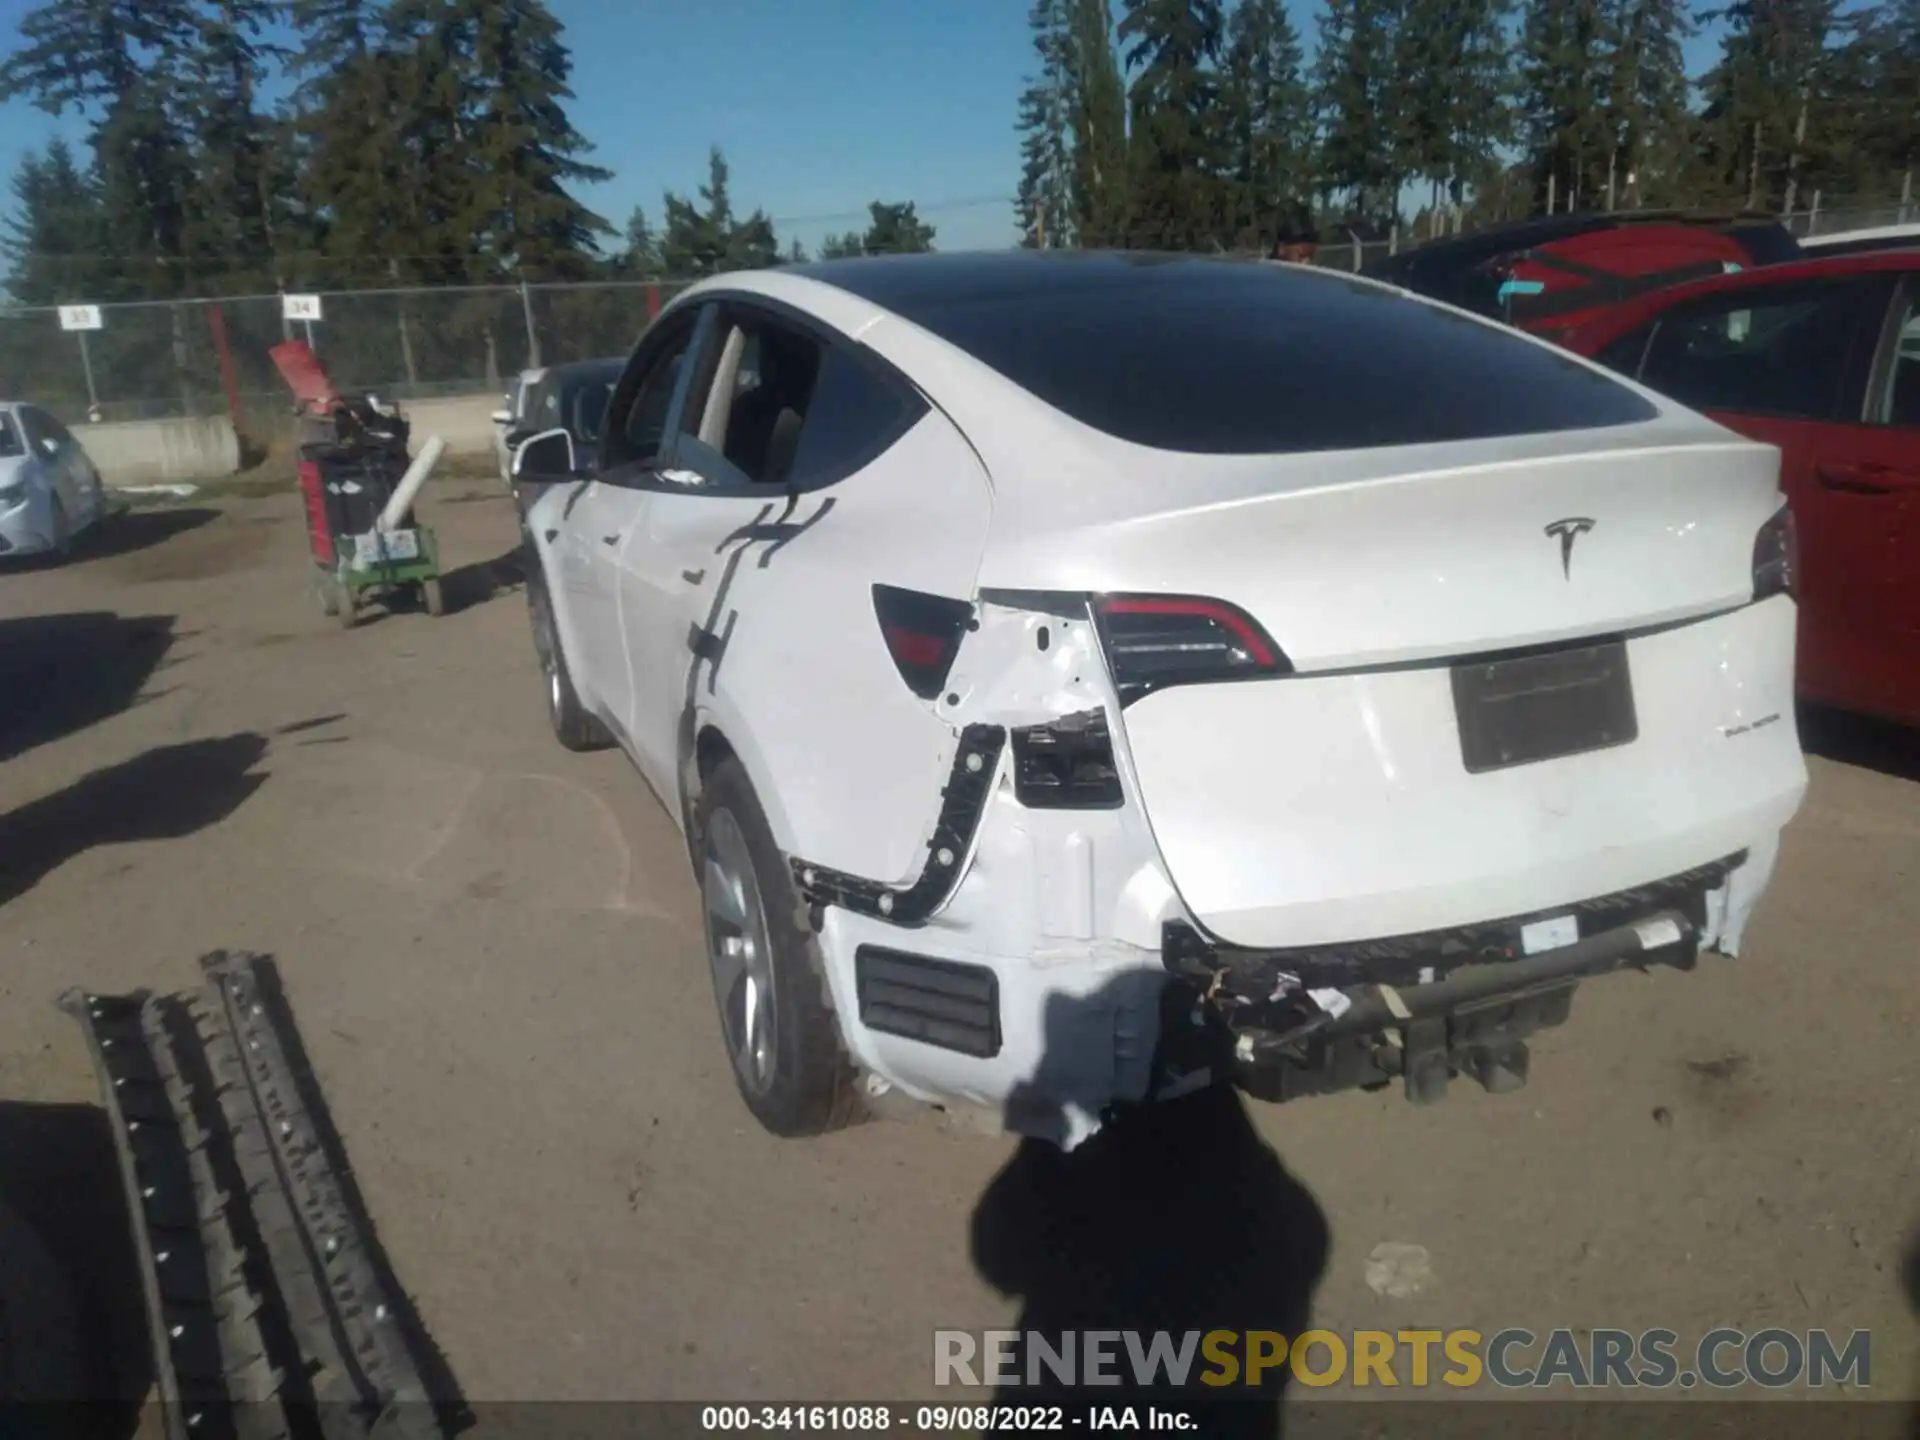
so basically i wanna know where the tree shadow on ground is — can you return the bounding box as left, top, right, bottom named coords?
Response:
left=0, top=734, right=268, bottom=908
left=0, top=1102, right=152, bottom=1435
left=1797, top=704, right=1920, bottom=785
left=970, top=976, right=1330, bottom=1437
left=0, top=613, right=176, bottom=767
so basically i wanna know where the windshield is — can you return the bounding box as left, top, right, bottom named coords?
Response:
left=0, top=412, right=21, bottom=458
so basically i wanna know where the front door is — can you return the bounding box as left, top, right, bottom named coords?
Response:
left=612, top=299, right=994, bottom=881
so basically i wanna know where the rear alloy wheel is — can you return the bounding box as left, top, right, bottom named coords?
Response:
left=527, top=572, right=611, bottom=751
left=697, top=759, right=858, bottom=1136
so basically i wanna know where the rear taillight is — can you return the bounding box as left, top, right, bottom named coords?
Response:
left=873, top=583, right=972, bottom=699
left=1753, top=503, right=1796, bottom=601
left=1092, top=594, right=1291, bottom=704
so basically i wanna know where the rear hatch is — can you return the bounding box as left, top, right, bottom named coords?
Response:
left=1006, top=436, right=1807, bottom=949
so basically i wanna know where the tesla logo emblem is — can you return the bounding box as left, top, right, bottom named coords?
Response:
left=1544, top=517, right=1596, bottom=578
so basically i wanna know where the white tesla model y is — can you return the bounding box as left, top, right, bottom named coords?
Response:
left=516, top=252, right=1807, bottom=1147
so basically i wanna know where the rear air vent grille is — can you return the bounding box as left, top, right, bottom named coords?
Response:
left=855, top=947, right=1001, bottom=1058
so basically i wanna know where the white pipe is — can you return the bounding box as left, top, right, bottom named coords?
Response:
left=377, top=434, right=446, bottom=532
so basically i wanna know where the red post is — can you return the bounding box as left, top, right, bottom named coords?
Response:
left=206, top=301, right=247, bottom=438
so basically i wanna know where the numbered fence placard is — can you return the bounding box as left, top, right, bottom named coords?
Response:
left=283, top=294, right=324, bottom=323
left=58, top=305, right=103, bottom=332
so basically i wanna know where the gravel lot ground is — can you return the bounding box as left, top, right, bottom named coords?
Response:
left=0, top=485, right=1914, bottom=1429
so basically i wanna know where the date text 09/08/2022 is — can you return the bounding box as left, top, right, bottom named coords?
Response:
left=701, top=1406, right=1192, bottom=1432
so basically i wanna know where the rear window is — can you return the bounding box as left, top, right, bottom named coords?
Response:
left=880, top=258, right=1654, bottom=454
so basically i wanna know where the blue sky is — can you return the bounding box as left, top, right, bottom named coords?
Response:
left=1, top=0, right=1734, bottom=258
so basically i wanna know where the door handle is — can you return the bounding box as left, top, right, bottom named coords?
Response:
left=680, top=568, right=706, bottom=585
left=1816, top=462, right=1912, bottom=495
left=601, top=534, right=621, bottom=547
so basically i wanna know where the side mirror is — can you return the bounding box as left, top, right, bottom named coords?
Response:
left=36, top=436, right=59, bottom=458
left=491, top=409, right=513, bottom=426
left=512, top=428, right=576, bottom=479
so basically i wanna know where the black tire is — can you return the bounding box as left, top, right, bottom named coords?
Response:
left=420, top=576, right=445, bottom=617
left=696, top=758, right=860, bottom=1137
left=526, top=568, right=611, bottom=751
left=314, top=572, right=341, bottom=617
left=45, top=496, right=71, bottom=563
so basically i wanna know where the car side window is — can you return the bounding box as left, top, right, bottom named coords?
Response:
left=0, top=412, right=22, bottom=458
left=17, top=407, right=57, bottom=453
left=717, top=319, right=823, bottom=485
left=40, top=412, right=74, bottom=446
left=603, top=311, right=702, bottom=471
left=1593, top=324, right=1655, bottom=379
left=1870, top=293, right=1920, bottom=428
left=1636, top=279, right=1879, bottom=422
left=679, top=305, right=927, bottom=490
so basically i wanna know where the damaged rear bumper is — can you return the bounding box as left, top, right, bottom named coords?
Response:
left=1165, top=855, right=1741, bottom=1106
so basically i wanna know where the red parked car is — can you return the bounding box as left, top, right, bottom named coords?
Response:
left=1565, top=250, right=1920, bottom=726
left=1364, top=210, right=1802, bottom=344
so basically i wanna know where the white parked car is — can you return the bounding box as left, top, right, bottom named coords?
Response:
left=0, top=401, right=110, bottom=562
left=492, top=368, right=544, bottom=485
left=517, top=253, right=1808, bottom=1147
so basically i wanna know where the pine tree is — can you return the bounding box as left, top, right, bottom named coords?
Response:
left=1314, top=0, right=1402, bottom=227
left=861, top=201, right=938, bottom=253
left=457, top=0, right=612, bottom=279
left=1220, top=0, right=1311, bottom=246
left=659, top=148, right=783, bottom=275
left=622, top=205, right=664, bottom=278
left=1, top=141, right=107, bottom=302
left=1854, top=0, right=1920, bottom=200
left=1016, top=0, right=1075, bottom=245
left=1599, top=0, right=1692, bottom=207
left=0, top=0, right=201, bottom=296
left=1065, top=0, right=1129, bottom=245
left=181, top=0, right=287, bottom=290
left=1119, top=0, right=1228, bottom=249
left=820, top=232, right=865, bottom=260
left=1698, top=0, right=1838, bottom=211
left=1519, top=0, right=1613, bottom=210
left=1394, top=0, right=1513, bottom=219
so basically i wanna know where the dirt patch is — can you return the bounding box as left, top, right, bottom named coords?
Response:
left=102, top=513, right=277, bottom=584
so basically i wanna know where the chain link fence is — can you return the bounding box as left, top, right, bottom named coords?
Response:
left=0, top=280, right=695, bottom=431
left=2, top=199, right=1913, bottom=429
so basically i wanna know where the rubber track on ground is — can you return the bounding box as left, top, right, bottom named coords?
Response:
left=62, top=952, right=448, bottom=1439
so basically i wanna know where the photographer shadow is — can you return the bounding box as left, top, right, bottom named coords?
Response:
left=970, top=976, right=1330, bottom=1438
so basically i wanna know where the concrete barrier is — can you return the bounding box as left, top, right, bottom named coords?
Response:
left=81, top=415, right=243, bottom=487
left=393, top=393, right=502, bottom=458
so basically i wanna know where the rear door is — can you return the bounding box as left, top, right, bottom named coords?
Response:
left=613, top=298, right=995, bottom=877
left=1629, top=273, right=1899, bottom=715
